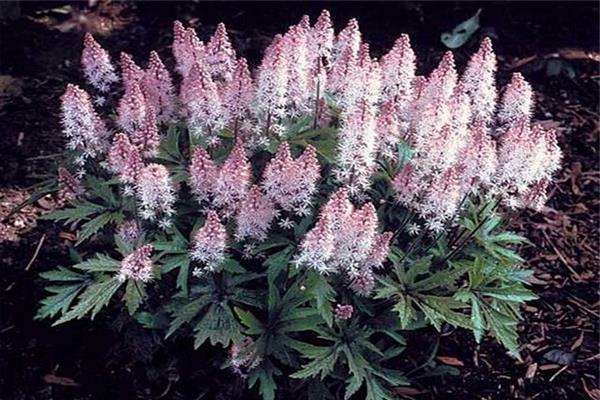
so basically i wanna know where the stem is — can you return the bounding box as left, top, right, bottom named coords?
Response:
left=313, top=79, right=321, bottom=130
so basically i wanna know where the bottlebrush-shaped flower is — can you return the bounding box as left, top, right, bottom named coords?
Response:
left=334, top=100, right=377, bottom=194
left=141, top=51, right=175, bottom=124
left=311, top=10, right=334, bottom=63
left=392, top=163, right=421, bottom=208
left=135, top=163, right=176, bottom=226
left=421, top=164, right=466, bottom=231
left=283, top=17, right=312, bottom=115
left=496, top=72, right=534, bottom=129
left=294, top=215, right=335, bottom=273
left=223, top=58, right=253, bottom=125
left=191, top=211, right=227, bottom=273
left=172, top=21, right=207, bottom=77
left=495, top=120, right=561, bottom=201
left=319, top=187, right=353, bottom=232
left=334, top=304, right=354, bottom=320
left=117, top=81, right=148, bottom=134
left=261, top=142, right=320, bottom=215
left=380, top=34, right=416, bottom=110
left=254, top=34, right=288, bottom=135
left=189, top=146, right=218, bottom=202
left=132, top=107, right=160, bottom=158
left=81, top=33, right=118, bottom=92
left=212, top=140, right=251, bottom=212
left=376, top=98, right=402, bottom=160
left=120, top=52, right=144, bottom=92
left=116, top=220, right=141, bottom=245
left=516, top=178, right=549, bottom=211
left=332, top=18, right=361, bottom=63
left=57, top=167, right=84, bottom=202
left=235, top=185, right=277, bottom=241
left=180, top=62, right=226, bottom=144
left=118, top=244, right=154, bottom=282
left=364, top=232, right=393, bottom=270
left=348, top=271, right=375, bottom=297
left=461, top=37, right=497, bottom=124
left=107, top=132, right=143, bottom=185
left=461, top=120, right=498, bottom=187
left=229, top=336, right=261, bottom=375
left=60, top=84, right=109, bottom=166
left=206, top=23, right=237, bottom=82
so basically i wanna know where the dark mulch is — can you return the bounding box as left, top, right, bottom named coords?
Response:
left=1, top=2, right=598, bottom=399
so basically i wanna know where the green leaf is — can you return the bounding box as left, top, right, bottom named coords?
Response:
left=124, top=280, right=146, bottom=315
left=76, top=211, right=123, bottom=245
left=54, top=278, right=123, bottom=325
left=248, top=366, right=278, bottom=400
left=393, top=294, right=416, bottom=330
left=166, top=295, right=210, bottom=338
left=441, top=8, right=481, bottom=49
left=36, top=283, right=85, bottom=319
left=235, top=306, right=264, bottom=335
left=74, top=253, right=119, bottom=272
left=304, top=272, right=334, bottom=326
left=265, top=246, right=293, bottom=286
left=41, top=201, right=105, bottom=223
left=193, top=303, right=243, bottom=348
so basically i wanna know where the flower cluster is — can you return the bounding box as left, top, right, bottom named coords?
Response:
left=191, top=211, right=228, bottom=274
left=118, top=244, right=154, bottom=282
left=81, top=33, right=118, bottom=93
left=295, top=188, right=392, bottom=295
left=135, top=164, right=176, bottom=228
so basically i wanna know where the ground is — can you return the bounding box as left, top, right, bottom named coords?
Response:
left=0, top=2, right=598, bottom=399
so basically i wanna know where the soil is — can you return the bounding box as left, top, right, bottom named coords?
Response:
left=0, top=2, right=598, bottom=399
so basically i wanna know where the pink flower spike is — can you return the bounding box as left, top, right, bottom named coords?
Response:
left=118, top=244, right=154, bottom=282
left=348, top=272, right=375, bottom=296
left=235, top=185, right=277, bottom=241
left=141, top=51, right=175, bottom=124
left=497, top=72, right=534, bottom=128
left=517, top=178, right=550, bottom=211
left=294, top=215, right=335, bottom=273
left=117, top=81, right=148, bottom=134
left=392, top=163, right=421, bottom=208
left=311, top=10, right=334, bottom=63
left=461, top=37, right=497, bottom=124
left=365, top=232, right=393, bottom=270
left=319, top=187, right=352, bottom=232
left=380, top=34, right=416, bottom=108
left=81, top=33, right=118, bottom=92
left=60, top=84, right=109, bottom=166
left=135, top=163, right=176, bottom=226
left=223, top=58, right=254, bottom=124
left=107, top=132, right=143, bottom=185
left=191, top=211, right=228, bottom=273
left=333, top=18, right=361, bottom=61
left=180, top=62, right=226, bottom=143
left=189, top=146, right=218, bottom=202
left=132, top=107, right=160, bottom=158
left=206, top=22, right=237, bottom=82
left=376, top=98, right=401, bottom=160
left=334, top=304, right=354, bottom=320
left=120, top=52, right=144, bottom=93
left=213, top=140, right=252, bottom=212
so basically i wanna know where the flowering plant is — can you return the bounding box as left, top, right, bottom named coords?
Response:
left=37, top=10, right=561, bottom=399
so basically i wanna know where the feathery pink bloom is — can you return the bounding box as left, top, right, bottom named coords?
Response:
left=206, top=23, right=237, bottom=82
left=118, top=244, right=154, bottom=282
left=334, top=304, right=354, bottom=320
left=212, top=140, right=252, bottom=212
left=81, top=33, right=118, bottom=92
left=172, top=22, right=207, bottom=77
left=189, top=146, right=218, bottom=202
left=120, top=52, right=144, bottom=93
left=334, top=101, right=377, bottom=194
left=229, top=336, right=261, bottom=375
left=57, top=167, right=84, bottom=202
left=497, top=72, right=534, bottom=129
left=135, top=163, right=176, bottom=226
left=116, top=220, right=141, bottom=245
left=141, top=51, right=175, bottom=124
left=60, top=84, right=109, bottom=166
left=380, top=34, right=416, bottom=110
left=421, top=164, right=466, bottom=231
left=261, top=142, right=320, bottom=215
left=461, top=37, right=497, bottom=124
left=461, top=120, right=497, bottom=187
left=393, top=163, right=421, bottom=208
left=191, top=211, right=227, bottom=273
left=376, top=98, right=402, bottom=160
left=516, top=178, right=550, bottom=211
left=365, top=232, right=393, bottom=270
left=180, top=62, right=226, bottom=144
left=348, top=272, right=376, bottom=296
left=235, top=185, right=277, bottom=241
left=107, top=132, right=143, bottom=185
left=495, top=119, right=561, bottom=200
left=333, top=202, right=378, bottom=275
left=424, top=51, right=457, bottom=102
left=311, top=10, right=334, bottom=61
left=254, top=34, right=288, bottom=135
left=132, top=107, right=160, bottom=158
left=117, top=81, right=148, bottom=134
left=283, top=17, right=312, bottom=115
left=319, top=187, right=353, bottom=232
left=333, top=18, right=361, bottom=62
left=223, top=58, right=254, bottom=124
left=294, top=214, right=335, bottom=273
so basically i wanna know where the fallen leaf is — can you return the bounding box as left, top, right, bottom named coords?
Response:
left=43, top=374, right=79, bottom=387
left=436, top=356, right=465, bottom=367
left=525, top=362, right=538, bottom=379
left=543, top=348, right=576, bottom=366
